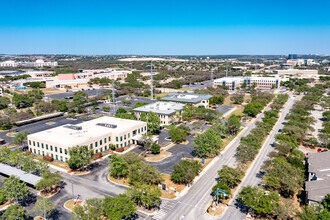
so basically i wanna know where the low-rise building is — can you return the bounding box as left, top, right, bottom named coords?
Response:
left=46, top=79, right=89, bottom=90
left=161, top=93, right=212, bottom=108
left=27, top=117, right=147, bottom=162
left=274, top=69, right=319, bottom=80
left=0, top=60, right=57, bottom=67
left=213, top=76, right=280, bottom=90
left=133, top=101, right=185, bottom=125
left=305, top=151, right=330, bottom=205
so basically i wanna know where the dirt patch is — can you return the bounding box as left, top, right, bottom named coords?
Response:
left=161, top=174, right=186, bottom=199
left=108, top=174, right=130, bottom=187
left=41, top=88, right=66, bottom=95
left=64, top=200, right=83, bottom=212
left=144, top=151, right=172, bottom=162
left=207, top=203, right=228, bottom=216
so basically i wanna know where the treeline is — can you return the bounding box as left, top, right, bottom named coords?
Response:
left=243, top=92, right=274, bottom=117
left=238, top=83, right=329, bottom=219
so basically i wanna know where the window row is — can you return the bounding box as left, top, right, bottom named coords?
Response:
left=28, top=141, right=67, bottom=154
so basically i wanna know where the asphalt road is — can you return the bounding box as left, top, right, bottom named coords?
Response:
left=220, top=94, right=301, bottom=220
left=182, top=80, right=214, bottom=90
left=157, top=93, right=298, bottom=220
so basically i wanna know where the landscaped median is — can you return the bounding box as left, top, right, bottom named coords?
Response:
left=206, top=93, right=290, bottom=217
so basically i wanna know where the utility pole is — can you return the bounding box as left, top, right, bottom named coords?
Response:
left=226, top=60, right=228, bottom=77
left=150, top=60, right=153, bottom=100
left=112, top=80, right=116, bottom=115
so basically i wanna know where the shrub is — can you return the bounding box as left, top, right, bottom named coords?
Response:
left=151, top=144, right=161, bottom=154
left=212, top=182, right=231, bottom=197
left=110, top=144, right=116, bottom=151
left=43, top=155, right=54, bottom=162
left=115, top=147, right=125, bottom=152
left=0, top=189, right=7, bottom=205
left=92, top=152, right=103, bottom=160
left=171, top=160, right=202, bottom=184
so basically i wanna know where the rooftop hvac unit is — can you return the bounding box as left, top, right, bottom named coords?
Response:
left=64, top=124, right=82, bottom=130
left=96, top=123, right=117, bottom=128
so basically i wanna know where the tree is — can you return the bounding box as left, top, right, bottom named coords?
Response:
left=28, top=89, right=44, bottom=99
left=209, top=95, right=224, bottom=105
left=140, top=112, right=147, bottom=122
left=238, top=186, right=279, bottom=216
left=67, top=145, right=93, bottom=170
left=109, top=154, right=129, bottom=178
left=226, top=115, right=241, bottom=135
left=103, top=195, right=137, bottom=220
left=193, top=129, right=223, bottom=158
left=230, top=94, right=244, bottom=104
left=1, top=204, right=29, bottom=220
left=169, top=127, right=188, bottom=143
left=0, top=96, right=10, bottom=109
left=212, top=182, right=231, bottom=199
left=243, top=102, right=263, bottom=117
left=73, top=91, right=88, bottom=113
left=13, top=130, right=30, bottom=145
left=217, top=165, right=243, bottom=188
left=12, top=93, right=34, bottom=108
left=296, top=205, right=318, bottom=220
left=129, top=162, right=163, bottom=185
left=171, top=160, right=202, bottom=184
left=32, top=197, right=55, bottom=219
left=126, top=183, right=161, bottom=209
left=2, top=175, right=30, bottom=203
left=141, top=133, right=153, bottom=152
left=73, top=198, right=104, bottom=220
left=212, top=121, right=229, bottom=138
left=151, top=143, right=161, bottom=154
left=147, top=111, right=161, bottom=133
left=36, top=170, right=62, bottom=194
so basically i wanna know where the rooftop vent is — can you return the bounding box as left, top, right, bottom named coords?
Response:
left=96, top=123, right=117, bottom=128
left=64, top=125, right=82, bottom=130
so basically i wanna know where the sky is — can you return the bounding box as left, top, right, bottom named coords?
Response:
left=0, top=0, right=329, bottom=55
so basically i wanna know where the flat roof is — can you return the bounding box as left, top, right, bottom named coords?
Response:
left=133, top=101, right=185, bottom=115
left=28, top=116, right=146, bottom=147
left=214, top=76, right=280, bottom=82
left=0, top=163, right=42, bottom=186
left=161, top=93, right=212, bottom=103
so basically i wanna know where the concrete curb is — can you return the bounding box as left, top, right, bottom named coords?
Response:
left=106, top=174, right=130, bottom=188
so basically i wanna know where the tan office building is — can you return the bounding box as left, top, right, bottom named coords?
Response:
left=27, top=117, right=147, bottom=162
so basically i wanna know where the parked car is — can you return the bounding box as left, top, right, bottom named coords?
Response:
left=317, top=148, right=322, bottom=152
left=322, top=149, right=328, bottom=152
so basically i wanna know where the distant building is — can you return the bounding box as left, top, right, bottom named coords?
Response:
left=161, top=93, right=212, bottom=108
left=0, top=59, right=57, bottom=68
left=213, top=76, right=280, bottom=90
left=133, top=101, right=185, bottom=125
left=305, top=151, right=330, bottom=205
left=288, top=54, right=298, bottom=59
left=0, top=70, right=23, bottom=76
left=274, top=69, right=319, bottom=80
left=25, top=70, right=55, bottom=79
left=27, top=116, right=147, bottom=162
left=46, top=79, right=89, bottom=90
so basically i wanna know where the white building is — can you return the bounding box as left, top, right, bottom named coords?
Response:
left=161, top=93, right=212, bottom=108
left=213, top=76, right=280, bottom=90
left=27, top=117, right=147, bottom=162
left=133, top=101, right=185, bottom=125
left=274, top=69, right=319, bottom=79
left=0, top=60, right=18, bottom=67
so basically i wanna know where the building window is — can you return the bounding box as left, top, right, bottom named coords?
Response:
left=124, top=135, right=126, bottom=140
left=34, top=149, right=36, bottom=154
left=138, top=129, right=140, bottom=134
left=145, top=126, right=147, bottom=131
left=120, top=136, right=122, bottom=141
left=42, top=151, right=44, bottom=156
left=116, top=137, right=118, bottom=142
left=100, top=148, right=103, bottom=152
left=128, top=133, right=130, bottom=138
left=108, top=137, right=111, bottom=142
left=116, top=144, right=118, bottom=148
left=128, top=140, right=130, bottom=145
left=96, top=150, right=98, bottom=153
left=60, top=156, right=63, bottom=162
left=65, top=149, right=67, bottom=155
left=29, top=140, right=31, bottom=145
left=125, top=142, right=127, bottom=147
left=60, top=148, right=62, bottom=153
left=95, top=142, right=98, bottom=147
left=46, top=145, right=48, bottom=150
left=90, top=144, right=93, bottom=149
left=41, top=143, right=44, bottom=149
left=105, top=146, right=107, bottom=150
left=100, top=140, right=102, bottom=145
left=33, top=141, right=35, bottom=146
left=55, top=147, right=57, bottom=152
left=120, top=144, right=123, bottom=147
left=51, top=154, right=53, bottom=158
left=37, top=142, right=40, bottom=147
left=104, top=138, right=106, bottom=144
left=50, top=146, right=53, bottom=151
left=133, top=130, right=137, bottom=136
left=56, top=155, right=58, bottom=160
left=38, top=150, right=40, bottom=155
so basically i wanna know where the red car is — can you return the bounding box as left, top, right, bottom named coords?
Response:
left=317, top=148, right=322, bottom=152
left=211, top=106, right=217, bottom=109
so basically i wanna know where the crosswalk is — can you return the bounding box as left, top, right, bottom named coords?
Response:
left=152, top=200, right=179, bottom=220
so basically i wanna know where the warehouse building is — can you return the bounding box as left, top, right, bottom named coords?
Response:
left=27, top=117, right=147, bottom=162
